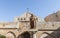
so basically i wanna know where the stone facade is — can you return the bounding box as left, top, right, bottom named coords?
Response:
left=0, top=11, right=60, bottom=38
left=44, top=11, right=60, bottom=22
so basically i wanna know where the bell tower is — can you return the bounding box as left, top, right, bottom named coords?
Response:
left=30, top=14, right=35, bottom=29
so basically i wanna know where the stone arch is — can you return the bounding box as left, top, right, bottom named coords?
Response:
left=40, top=32, right=55, bottom=38
left=17, top=31, right=30, bottom=38
left=6, top=31, right=16, bottom=38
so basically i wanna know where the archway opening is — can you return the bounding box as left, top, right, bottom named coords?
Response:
left=6, top=31, right=16, bottom=38
left=18, top=32, right=30, bottom=38
left=40, top=32, right=55, bottom=38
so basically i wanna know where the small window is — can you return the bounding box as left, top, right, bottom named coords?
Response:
left=18, top=18, right=20, bottom=20
left=21, top=18, right=23, bottom=20
left=36, top=18, right=38, bottom=20
left=24, top=18, right=26, bottom=20
left=56, top=14, right=58, bottom=17
left=3, top=24, right=5, bottom=27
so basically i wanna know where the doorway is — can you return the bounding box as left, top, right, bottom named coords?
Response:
left=18, top=32, right=30, bottom=38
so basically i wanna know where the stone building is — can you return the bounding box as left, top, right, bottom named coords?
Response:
left=44, top=11, right=60, bottom=22
left=0, top=11, right=60, bottom=38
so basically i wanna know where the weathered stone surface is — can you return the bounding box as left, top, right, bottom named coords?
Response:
left=44, top=11, right=60, bottom=22
left=0, top=11, right=60, bottom=38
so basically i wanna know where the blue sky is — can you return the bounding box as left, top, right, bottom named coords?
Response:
left=0, top=0, right=60, bottom=22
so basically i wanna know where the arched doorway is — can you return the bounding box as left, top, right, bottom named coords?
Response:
left=40, top=32, right=55, bottom=38
left=6, top=31, right=16, bottom=38
left=18, top=32, right=30, bottom=38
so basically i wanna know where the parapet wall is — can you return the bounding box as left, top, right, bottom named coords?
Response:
left=37, top=22, right=60, bottom=30
left=0, top=22, right=17, bottom=28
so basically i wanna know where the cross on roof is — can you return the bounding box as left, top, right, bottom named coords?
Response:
left=27, top=8, right=29, bottom=13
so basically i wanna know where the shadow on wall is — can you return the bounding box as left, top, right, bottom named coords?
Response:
left=44, top=27, right=60, bottom=38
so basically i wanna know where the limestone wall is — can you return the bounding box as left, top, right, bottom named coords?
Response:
left=37, top=22, right=60, bottom=30
left=0, top=22, right=17, bottom=28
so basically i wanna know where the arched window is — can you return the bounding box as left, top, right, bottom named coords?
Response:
left=24, top=18, right=26, bottom=20
left=21, top=18, right=23, bottom=20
